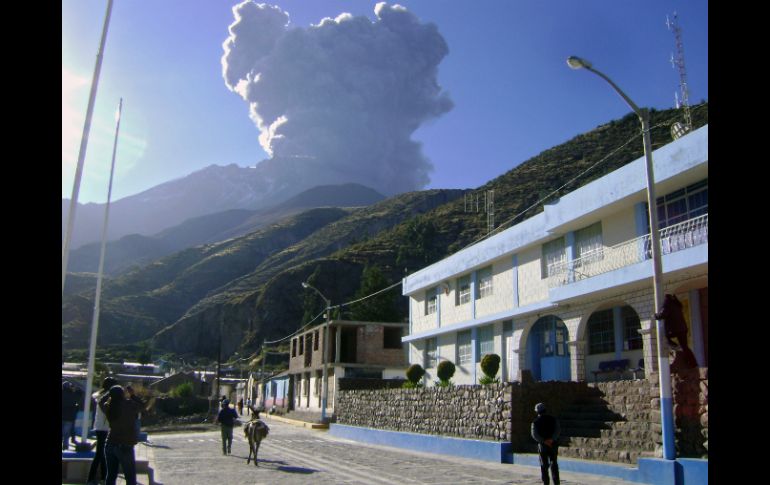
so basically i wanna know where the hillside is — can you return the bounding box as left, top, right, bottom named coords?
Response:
left=62, top=103, right=708, bottom=360
left=66, top=183, right=385, bottom=276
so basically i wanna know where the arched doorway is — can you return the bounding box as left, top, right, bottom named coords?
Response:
left=527, top=315, right=571, bottom=381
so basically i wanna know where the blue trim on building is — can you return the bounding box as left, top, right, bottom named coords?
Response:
left=511, top=455, right=706, bottom=485
left=402, top=301, right=558, bottom=343
left=662, top=397, right=676, bottom=459
left=565, top=231, right=576, bottom=284
left=329, top=424, right=512, bottom=463
left=471, top=327, right=478, bottom=383
left=471, top=270, right=477, bottom=319
left=512, top=254, right=519, bottom=308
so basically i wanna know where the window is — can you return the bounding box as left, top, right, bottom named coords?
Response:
left=383, top=327, right=402, bottom=349
left=652, top=178, right=708, bottom=229
left=542, top=237, right=566, bottom=278
left=476, top=266, right=493, bottom=299
left=424, top=338, right=437, bottom=368
left=299, top=335, right=304, bottom=355
left=622, top=306, right=643, bottom=350
left=425, top=288, right=438, bottom=315
left=477, top=325, right=494, bottom=360
left=457, top=330, right=472, bottom=365
left=292, top=338, right=297, bottom=357
left=575, top=222, right=603, bottom=264
left=456, top=275, right=471, bottom=305
left=314, top=330, right=319, bottom=351
left=587, top=309, right=615, bottom=355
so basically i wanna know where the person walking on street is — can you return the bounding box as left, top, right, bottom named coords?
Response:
left=62, top=382, right=80, bottom=450
left=237, top=398, right=244, bottom=416
left=86, top=376, right=117, bottom=485
left=531, top=402, right=560, bottom=485
left=215, top=399, right=239, bottom=455
left=100, top=385, right=143, bottom=485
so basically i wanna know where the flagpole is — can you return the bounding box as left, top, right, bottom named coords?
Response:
left=62, top=0, right=114, bottom=295
left=78, top=98, right=122, bottom=449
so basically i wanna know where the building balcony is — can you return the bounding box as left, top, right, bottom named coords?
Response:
left=547, top=213, right=708, bottom=289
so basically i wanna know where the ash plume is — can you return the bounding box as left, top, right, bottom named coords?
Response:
left=222, top=1, right=453, bottom=196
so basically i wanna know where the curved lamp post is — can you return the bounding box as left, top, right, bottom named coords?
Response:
left=567, top=56, right=675, bottom=460
left=301, top=282, right=331, bottom=423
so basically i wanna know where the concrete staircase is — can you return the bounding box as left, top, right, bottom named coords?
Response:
left=557, top=388, right=659, bottom=464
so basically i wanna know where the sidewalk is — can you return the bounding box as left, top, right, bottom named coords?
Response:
left=62, top=439, right=156, bottom=485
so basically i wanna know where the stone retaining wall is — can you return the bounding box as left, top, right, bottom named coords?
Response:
left=671, top=368, right=708, bottom=458
left=336, top=384, right=512, bottom=441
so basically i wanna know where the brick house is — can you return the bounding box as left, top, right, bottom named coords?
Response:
left=288, top=319, right=408, bottom=417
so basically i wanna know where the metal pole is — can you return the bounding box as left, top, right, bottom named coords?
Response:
left=62, top=0, right=114, bottom=295
left=322, top=298, right=330, bottom=423
left=78, top=98, right=122, bottom=449
left=640, top=112, right=676, bottom=460
left=260, top=346, right=267, bottom=410
left=567, top=57, right=676, bottom=460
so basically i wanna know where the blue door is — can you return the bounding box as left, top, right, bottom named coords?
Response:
left=530, top=316, right=571, bottom=381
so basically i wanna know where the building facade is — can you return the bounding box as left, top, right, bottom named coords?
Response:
left=402, top=125, right=708, bottom=385
left=288, top=319, right=409, bottom=415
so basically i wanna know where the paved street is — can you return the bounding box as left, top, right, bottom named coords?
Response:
left=146, top=419, right=639, bottom=485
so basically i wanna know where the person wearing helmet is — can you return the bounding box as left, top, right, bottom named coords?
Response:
left=531, top=402, right=560, bottom=485
left=215, top=399, right=239, bottom=455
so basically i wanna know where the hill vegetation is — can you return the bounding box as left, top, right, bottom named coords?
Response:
left=62, top=103, right=708, bottom=361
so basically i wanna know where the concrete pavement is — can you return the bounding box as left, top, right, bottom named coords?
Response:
left=145, top=416, right=641, bottom=485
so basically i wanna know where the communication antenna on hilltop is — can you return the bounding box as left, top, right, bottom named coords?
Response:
left=667, top=12, right=692, bottom=139
left=464, top=189, right=495, bottom=234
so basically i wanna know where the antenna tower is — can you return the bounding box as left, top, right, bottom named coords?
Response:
left=667, top=12, right=692, bottom=133
left=464, top=189, right=495, bottom=234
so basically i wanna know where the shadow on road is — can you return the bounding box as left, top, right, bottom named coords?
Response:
left=277, top=465, right=316, bottom=474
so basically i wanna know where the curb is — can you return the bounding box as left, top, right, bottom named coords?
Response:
left=262, top=413, right=329, bottom=430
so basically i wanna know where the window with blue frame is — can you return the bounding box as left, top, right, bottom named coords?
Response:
left=424, top=338, right=437, bottom=368
left=541, top=237, right=566, bottom=278
left=456, top=275, right=471, bottom=305
left=477, top=325, right=494, bottom=361
left=425, top=287, right=438, bottom=315
left=622, top=306, right=643, bottom=350
left=457, top=330, right=472, bottom=365
left=588, top=309, right=615, bottom=355
left=476, top=267, right=493, bottom=299
left=647, top=178, right=708, bottom=230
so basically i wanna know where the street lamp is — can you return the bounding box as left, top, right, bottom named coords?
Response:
left=301, top=281, right=331, bottom=423
left=567, top=56, right=675, bottom=460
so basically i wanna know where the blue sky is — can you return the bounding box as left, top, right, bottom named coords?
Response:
left=62, top=0, right=708, bottom=204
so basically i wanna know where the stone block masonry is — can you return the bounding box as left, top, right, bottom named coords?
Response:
left=336, top=383, right=513, bottom=442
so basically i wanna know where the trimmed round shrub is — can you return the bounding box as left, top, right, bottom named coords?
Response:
left=436, top=360, right=456, bottom=384
left=406, top=364, right=426, bottom=384
left=481, top=354, right=501, bottom=379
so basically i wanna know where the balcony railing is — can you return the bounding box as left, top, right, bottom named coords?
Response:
left=547, top=213, right=708, bottom=288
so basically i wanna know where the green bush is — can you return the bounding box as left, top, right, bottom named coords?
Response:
left=172, top=382, right=194, bottom=399
left=401, top=380, right=423, bottom=389
left=405, top=364, right=426, bottom=384
left=480, top=354, right=501, bottom=384
left=436, top=360, right=456, bottom=386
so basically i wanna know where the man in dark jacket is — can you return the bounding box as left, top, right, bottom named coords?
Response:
left=531, top=402, right=560, bottom=485
left=654, top=293, right=697, bottom=368
left=62, top=382, right=80, bottom=450
left=216, top=399, right=239, bottom=455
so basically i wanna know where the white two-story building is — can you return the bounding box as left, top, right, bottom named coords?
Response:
left=402, top=125, right=708, bottom=385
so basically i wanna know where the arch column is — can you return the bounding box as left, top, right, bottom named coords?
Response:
left=568, top=339, right=586, bottom=381
left=638, top=323, right=658, bottom=373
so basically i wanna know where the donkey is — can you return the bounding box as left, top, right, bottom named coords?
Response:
left=244, top=410, right=269, bottom=466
